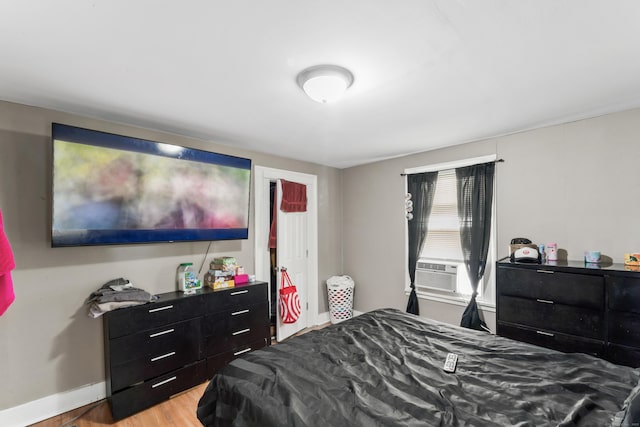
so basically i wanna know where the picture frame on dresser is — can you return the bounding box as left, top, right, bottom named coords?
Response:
left=496, top=258, right=640, bottom=368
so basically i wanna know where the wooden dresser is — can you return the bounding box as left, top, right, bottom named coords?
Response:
left=496, top=260, right=640, bottom=368
left=103, top=282, right=270, bottom=420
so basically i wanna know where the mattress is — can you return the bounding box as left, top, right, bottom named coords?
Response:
left=197, top=308, right=640, bottom=426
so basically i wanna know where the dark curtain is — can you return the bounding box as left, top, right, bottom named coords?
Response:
left=406, top=172, right=438, bottom=315
left=455, top=162, right=495, bottom=331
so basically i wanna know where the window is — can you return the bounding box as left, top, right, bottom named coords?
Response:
left=421, top=169, right=463, bottom=260
left=405, top=156, right=496, bottom=309
left=420, top=168, right=476, bottom=296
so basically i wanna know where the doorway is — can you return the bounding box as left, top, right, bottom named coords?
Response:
left=254, top=166, right=318, bottom=341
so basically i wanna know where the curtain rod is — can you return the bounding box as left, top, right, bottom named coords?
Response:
left=400, top=158, right=504, bottom=176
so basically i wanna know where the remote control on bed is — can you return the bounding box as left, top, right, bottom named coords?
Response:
left=443, top=353, right=458, bottom=373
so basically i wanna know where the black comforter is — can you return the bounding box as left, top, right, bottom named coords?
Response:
left=197, top=308, right=640, bottom=426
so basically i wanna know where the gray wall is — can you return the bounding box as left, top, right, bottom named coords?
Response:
left=343, top=108, right=640, bottom=329
left=3, top=99, right=640, bottom=413
left=0, top=101, right=342, bottom=410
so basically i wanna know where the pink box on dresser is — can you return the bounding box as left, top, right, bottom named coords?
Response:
left=234, top=274, right=249, bottom=285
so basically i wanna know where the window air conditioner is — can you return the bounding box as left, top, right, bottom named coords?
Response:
left=415, top=260, right=458, bottom=293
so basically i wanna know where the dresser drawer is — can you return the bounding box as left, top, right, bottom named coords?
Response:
left=203, top=303, right=269, bottom=356
left=608, top=311, right=640, bottom=348
left=497, top=267, right=604, bottom=310
left=106, top=293, right=204, bottom=339
left=110, top=360, right=206, bottom=421
left=110, top=324, right=201, bottom=392
left=605, top=344, right=640, bottom=368
left=203, top=302, right=269, bottom=336
left=607, top=275, right=640, bottom=314
left=205, top=338, right=269, bottom=378
left=497, top=322, right=604, bottom=357
left=498, top=295, right=604, bottom=340
left=109, top=317, right=201, bottom=366
left=204, top=283, right=268, bottom=312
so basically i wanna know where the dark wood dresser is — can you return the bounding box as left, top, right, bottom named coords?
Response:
left=202, top=284, right=271, bottom=377
left=496, top=260, right=640, bottom=368
left=103, top=282, right=270, bottom=420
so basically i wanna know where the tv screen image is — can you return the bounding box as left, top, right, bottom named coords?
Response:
left=51, top=124, right=251, bottom=246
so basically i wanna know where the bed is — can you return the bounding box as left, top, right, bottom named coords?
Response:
left=197, top=308, right=640, bottom=426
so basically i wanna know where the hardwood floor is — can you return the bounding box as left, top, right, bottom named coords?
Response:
left=29, top=382, right=208, bottom=427
left=29, top=323, right=329, bottom=426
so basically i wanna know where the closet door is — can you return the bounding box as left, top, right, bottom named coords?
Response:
left=276, top=179, right=308, bottom=341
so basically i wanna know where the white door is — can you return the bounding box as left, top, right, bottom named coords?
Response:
left=276, top=179, right=308, bottom=341
left=253, top=166, right=318, bottom=342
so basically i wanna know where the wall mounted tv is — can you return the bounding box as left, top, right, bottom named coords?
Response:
left=51, top=123, right=252, bottom=247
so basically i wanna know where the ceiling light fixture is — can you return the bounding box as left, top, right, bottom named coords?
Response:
left=296, top=65, right=354, bottom=104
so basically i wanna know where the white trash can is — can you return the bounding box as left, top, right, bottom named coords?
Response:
left=326, top=276, right=355, bottom=324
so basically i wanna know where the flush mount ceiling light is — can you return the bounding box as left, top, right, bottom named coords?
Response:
left=296, top=65, right=354, bottom=104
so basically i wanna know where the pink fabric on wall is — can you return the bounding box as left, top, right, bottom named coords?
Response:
left=0, top=209, right=16, bottom=316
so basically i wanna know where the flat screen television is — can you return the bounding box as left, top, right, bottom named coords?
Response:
left=51, top=123, right=252, bottom=247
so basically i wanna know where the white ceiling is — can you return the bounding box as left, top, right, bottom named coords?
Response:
left=2, top=1, right=640, bottom=169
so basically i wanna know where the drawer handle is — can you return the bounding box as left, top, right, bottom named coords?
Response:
left=151, top=351, right=176, bottom=362
left=231, top=309, right=250, bottom=316
left=230, top=290, right=249, bottom=296
left=148, top=305, right=173, bottom=313
left=536, top=299, right=554, bottom=304
left=232, top=328, right=251, bottom=336
left=536, top=270, right=554, bottom=274
left=234, top=347, right=252, bottom=356
left=536, top=330, right=555, bottom=337
left=149, top=328, right=175, bottom=338
left=151, top=376, right=177, bottom=389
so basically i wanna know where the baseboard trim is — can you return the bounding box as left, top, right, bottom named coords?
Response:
left=317, top=310, right=363, bottom=326
left=0, top=382, right=106, bottom=427
left=317, top=311, right=330, bottom=325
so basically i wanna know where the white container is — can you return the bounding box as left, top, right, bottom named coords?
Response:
left=326, top=276, right=355, bottom=324
left=177, top=262, right=200, bottom=293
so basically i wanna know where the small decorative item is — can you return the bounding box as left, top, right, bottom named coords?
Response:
left=584, top=251, right=601, bottom=263
left=279, top=268, right=301, bottom=324
left=405, top=193, right=413, bottom=220
left=235, top=273, right=249, bottom=285
left=177, top=262, right=201, bottom=294
left=204, top=269, right=235, bottom=289
left=212, top=277, right=234, bottom=289
left=624, top=253, right=640, bottom=266
left=211, top=257, right=238, bottom=272
left=546, top=243, right=558, bottom=261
